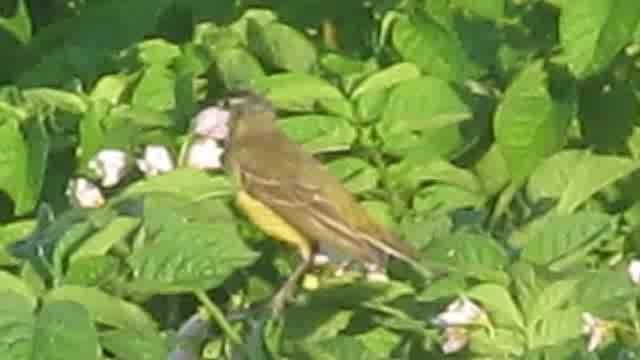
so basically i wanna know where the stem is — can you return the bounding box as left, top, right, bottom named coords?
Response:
left=369, top=148, right=405, bottom=219
left=626, top=301, right=640, bottom=340
left=177, top=135, right=194, bottom=167
left=194, top=291, right=243, bottom=346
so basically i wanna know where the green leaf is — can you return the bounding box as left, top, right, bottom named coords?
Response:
left=307, top=280, right=415, bottom=308
left=573, top=270, right=637, bottom=315
left=253, top=73, right=346, bottom=112
left=22, top=88, right=88, bottom=114
left=128, top=222, right=258, bottom=294
left=529, top=307, right=583, bottom=349
left=132, top=65, right=176, bottom=111
left=138, top=193, right=234, bottom=236
left=392, top=13, right=484, bottom=81
left=63, top=255, right=121, bottom=287
left=0, top=0, right=31, bottom=44
left=100, top=328, right=168, bottom=360
left=468, top=328, right=525, bottom=357
left=294, top=336, right=380, bottom=360
left=70, top=216, right=140, bottom=262
left=377, top=76, right=471, bottom=138
left=134, top=38, right=181, bottom=66
left=578, top=81, right=639, bottom=152
left=45, top=285, right=157, bottom=333
left=518, top=212, right=614, bottom=270
left=417, top=274, right=468, bottom=301
left=451, top=0, right=505, bottom=20
left=0, top=116, right=49, bottom=215
left=77, top=100, right=109, bottom=166
left=0, top=219, right=36, bottom=266
left=320, top=53, right=370, bottom=79
left=350, top=62, right=421, bottom=99
left=0, top=291, right=36, bottom=359
left=473, top=144, right=510, bottom=197
left=118, top=169, right=232, bottom=201
left=327, top=157, right=379, bottom=194
left=526, top=278, right=580, bottom=327
left=527, top=150, right=640, bottom=214
left=510, top=262, right=550, bottom=325
left=33, top=301, right=99, bottom=360
left=213, top=47, right=266, bottom=89
left=51, top=220, right=98, bottom=282
left=558, top=0, right=640, bottom=78
left=0, top=271, right=37, bottom=309
left=388, top=157, right=482, bottom=194
left=228, top=9, right=278, bottom=44
left=248, top=20, right=317, bottom=72
left=355, top=89, right=389, bottom=123
left=412, top=184, right=485, bottom=216
left=494, top=61, right=573, bottom=182
left=279, top=115, right=356, bottom=154
left=355, top=328, right=402, bottom=358
left=7, top=206, right=91, bottom=265
left=283, top=307, right=353, bottom=343
left=108, top=104, right=174, bottom=130
left=467, top=283, right=525, bottom=328
left=422, top=232, right=510, bottom=284
left=90, top=74, right=129, bottom=103
left=17, top=0, right=174, bottom=86
left=382, top=126, right=465, bottom=159
left=361, top=201, right=395, bottom=230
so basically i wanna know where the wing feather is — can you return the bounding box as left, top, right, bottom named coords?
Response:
left=231, top=133, right=418, bottom=265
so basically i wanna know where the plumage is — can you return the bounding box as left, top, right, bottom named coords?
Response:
left=221, top=91, right=421, bottom=312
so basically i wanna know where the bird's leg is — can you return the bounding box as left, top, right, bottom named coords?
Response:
left=270, top=255, right=313, bottom=315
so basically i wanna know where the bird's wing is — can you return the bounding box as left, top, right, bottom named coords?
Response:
left=234, top=141, right=418, bottom=265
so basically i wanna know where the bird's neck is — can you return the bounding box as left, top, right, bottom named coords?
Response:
left=231, top=115, right=279, bottom=143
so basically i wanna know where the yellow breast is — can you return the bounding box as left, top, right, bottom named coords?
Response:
left=235, top=190, right=312, bottom=260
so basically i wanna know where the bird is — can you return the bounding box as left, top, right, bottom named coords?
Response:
left=219, top=90, right=425, bottom=313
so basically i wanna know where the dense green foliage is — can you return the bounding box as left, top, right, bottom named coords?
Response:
left=2, top=0, right=640, bottom=358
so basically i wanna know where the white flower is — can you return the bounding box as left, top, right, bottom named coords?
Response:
left=185, top=138, right=224, bottom=170
left=628, top=259, right=640, bottom=284
left=433, top=297, right=486, bottom=327
left=136, top=145, right=175, bottom=176
left=582, top=312, right=612, bottom=352
left=66, top=178, right=105, bottom=208
left=191, top=106, right=230, bottom=140
left=88, top=149, right=128, bottom=187
left=441, top=326, right=468, bottom=354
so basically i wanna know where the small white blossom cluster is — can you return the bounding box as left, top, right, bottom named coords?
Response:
left=67, top=106, right=230, bottom=208
left=432, top=297, right=489, bottom=354
left=185, top=106, right=229, bottom=170
left=581, top=258, right=640, bottom=352
left=581, top=312, right=614, bottom=353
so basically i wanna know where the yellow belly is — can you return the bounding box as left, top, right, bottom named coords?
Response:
left=236, top=190, right=312, bottom=260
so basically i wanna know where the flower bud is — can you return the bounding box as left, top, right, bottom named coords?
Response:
left=628, top=259, right=640, bottom=284
left=191, top=106, right=230, bottom=140
left=582, top=312, right=613, bottom=352
left=433, top=297, right=486, bottom=327
left=66, top=178, right=105, bottom=208
left=185, top=138, right=224, bottom=170
left=441, top=327, right=468, bottom=354
left=137, top=145, right=175, bottom=176
left=88, top=149, right=128, bottom=187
